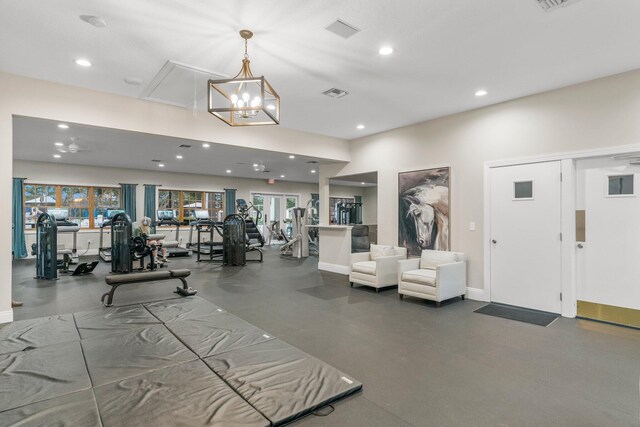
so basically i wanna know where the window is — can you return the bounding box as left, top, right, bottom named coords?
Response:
left=607, top=174, right=634, bottom=196
left=514, top=181, right=534, bottom=200
left=24, top=184, right=57, bottom=229
left=94, top=187, right=121, bottom=227
left=158, top=189, right=225, bottom=224
left=23, top=184, right=120, bottom=229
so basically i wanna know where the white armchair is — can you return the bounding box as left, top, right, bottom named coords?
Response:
left=398, top=250, right=467, bottom=306
left=349, top=245, right=407, bottom=292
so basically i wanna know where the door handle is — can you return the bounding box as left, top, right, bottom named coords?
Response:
left=577, top=243, right=584, bottom=249
left=491, top=239, right=497, bottom=244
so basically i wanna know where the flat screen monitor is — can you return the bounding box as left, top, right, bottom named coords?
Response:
left=106, top=209, right=125, bottom=219
left=158, top=210, right=175, bottom=220
left=194, top=210, right=209, bottom=219
left=48, top=208, right=69, bottom=220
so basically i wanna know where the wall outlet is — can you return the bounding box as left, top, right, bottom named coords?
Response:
left=469, top=222, right=476, bottom=231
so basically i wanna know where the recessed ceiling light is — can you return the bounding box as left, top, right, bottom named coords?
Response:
left=378, top=46, right=394, bottom=56
left=124, top=77, right=143, bottom=86
left=356, top=124, right=365, bottom=130
left=158, top=163, right=165, bottom=167
left=53, top=154, right=61, bottom=158
left=203, top=143, right=210, bottom=148
left=74, top=58, right=92, bottom=67
left=58, top=123, right=69, bottom=129
left=310, top=169, right=317, bottom=174
left=252, top=163, right=259, bottom=167
left=361, top=182, right=366, bottom=185
left=226, top=169, right=232, bottom=173
left=54, top=142, right=64, bottom=146
left=176, top=155, right=183, bottom=159
left=475, top=90, right=488, bottom=97
left=288, top=155, right=295, bottom=159
left=280, top=175, right=285, bottom=178
left=79, top=15, right=107, bottom=28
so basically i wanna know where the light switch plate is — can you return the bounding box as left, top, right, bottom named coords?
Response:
left=469, top=222, right=476, bottom=231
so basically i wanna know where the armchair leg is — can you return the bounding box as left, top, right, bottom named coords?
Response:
left=376, top=288, right=379, bottom=294
left=349, top=282, right=353, bottom=288
left=436, top=301, right=441, bottom=307
left=461, top=295, right=465, bottom=300
left=399, top=294, right=404, bottom=300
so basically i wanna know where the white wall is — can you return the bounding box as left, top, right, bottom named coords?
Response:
left=362, top=186, right=378, bottom=225
left=322, top=68, right=640, bottom=290
left=15, top=159, right=320, bottom=254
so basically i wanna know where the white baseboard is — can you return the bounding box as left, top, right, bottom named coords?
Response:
left=466, top=286, right=488, bottom=302
left=0, top=309, right=13, bottom=324
left=317, top=262, right=349, bottom=275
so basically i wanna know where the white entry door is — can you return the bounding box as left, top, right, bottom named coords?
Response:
left=490, top=161, right=562, bottom=313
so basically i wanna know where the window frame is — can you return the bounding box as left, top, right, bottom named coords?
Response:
left=157, top=189, right=225, bottom=225
left=23, top=183, right=121, bottom=230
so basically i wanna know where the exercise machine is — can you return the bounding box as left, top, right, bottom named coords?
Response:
left=49, top=208, right=81, bottom=263
left=110, top=213, right=164, bottom=273
left=157, top=210, right=191, bottom=257
left=99, top=208, right=125, bottom=262
left=187, top=210, right=224, bottom=261
left=280, top=207, right=310, bottom=258
left=223, top=214, right=247, bottom=266
left=32, top=212, right=98, bottom=279
left=236, top=199, right=265, bottom=246
left=336, top=201, right=362, bottom=225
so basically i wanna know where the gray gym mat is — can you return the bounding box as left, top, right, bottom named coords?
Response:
left=0, top=314, right=80, bottom=355
left=74, top=304, right=161, bottom=339
left=94, top=359, right=269, bottom=427
left=203, top=339, right=363, bottom=426
left=144, top=296, right=225, bottom=323
left=81, top=324, right=197, bottom=387
left=0, top=389, right=102, bottom=427
left=165, top=312, right=275, bottom=358
left=0, top=341, right=91, bottom=412
left=474, top=303, right=559, bottom=327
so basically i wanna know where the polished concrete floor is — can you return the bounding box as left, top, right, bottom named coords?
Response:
left=11, top=248, right=640, bottom=427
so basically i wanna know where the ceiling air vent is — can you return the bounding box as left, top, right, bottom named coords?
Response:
left=178, top=144, right=191, bottom=148
left=325, top=19, right=360, bottom=39
left=152, top=159, right=162, bottom=163
left=535, top=0, right=582, bottom=11
left=322, top=88, right=349, bottom=99
left=307, top=160, right=319, bottom=164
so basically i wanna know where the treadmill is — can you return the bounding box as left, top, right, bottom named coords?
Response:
left=99, top=209, right=125, bottom=262
left=187, top=210, right=223, bottom=259
left=156, top=210, right=191, bottom=257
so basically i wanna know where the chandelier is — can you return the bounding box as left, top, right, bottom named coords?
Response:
left=208, top=30, right=280, bottom=126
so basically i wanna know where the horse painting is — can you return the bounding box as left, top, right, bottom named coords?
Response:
left=398, top=168, right=450, bottom=256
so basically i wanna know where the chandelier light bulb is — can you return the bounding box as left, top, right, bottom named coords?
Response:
left=230, top=94, right=238, bottom=104
left=237, top=100, right=245, bottom=108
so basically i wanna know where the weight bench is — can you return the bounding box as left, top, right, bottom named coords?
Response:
left=101, top=269, right=196, bottom=307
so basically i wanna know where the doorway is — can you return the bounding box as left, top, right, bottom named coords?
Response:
left=575, top=157, right=640, bottom=327
left=251, top=192, right=299, bottom=244
left=489, top=161, right=563, bottom=313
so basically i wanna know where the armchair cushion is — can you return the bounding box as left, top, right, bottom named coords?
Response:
left=420, top=250, right=460, bottom=270
left=401, top=269, right=436, bottom=286
left=351, top=260, right=377, bottom=275
left=370, top=244, right=394, bottom=260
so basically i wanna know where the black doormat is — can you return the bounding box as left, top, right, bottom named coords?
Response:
left=474, top=303, right=559, bottom=327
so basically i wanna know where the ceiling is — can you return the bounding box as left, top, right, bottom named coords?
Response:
left=2, top=1, right=640, bottom=140
left=13, top=116, right=330, bottom=183
left=330, top=172, right=378, bottom=187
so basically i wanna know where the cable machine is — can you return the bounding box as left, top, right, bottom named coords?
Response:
left=223, top=214, right=247, bottom=266
left=111, top=212, right=133, bottom=273
left=34, top=212, right=58, bottom=280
